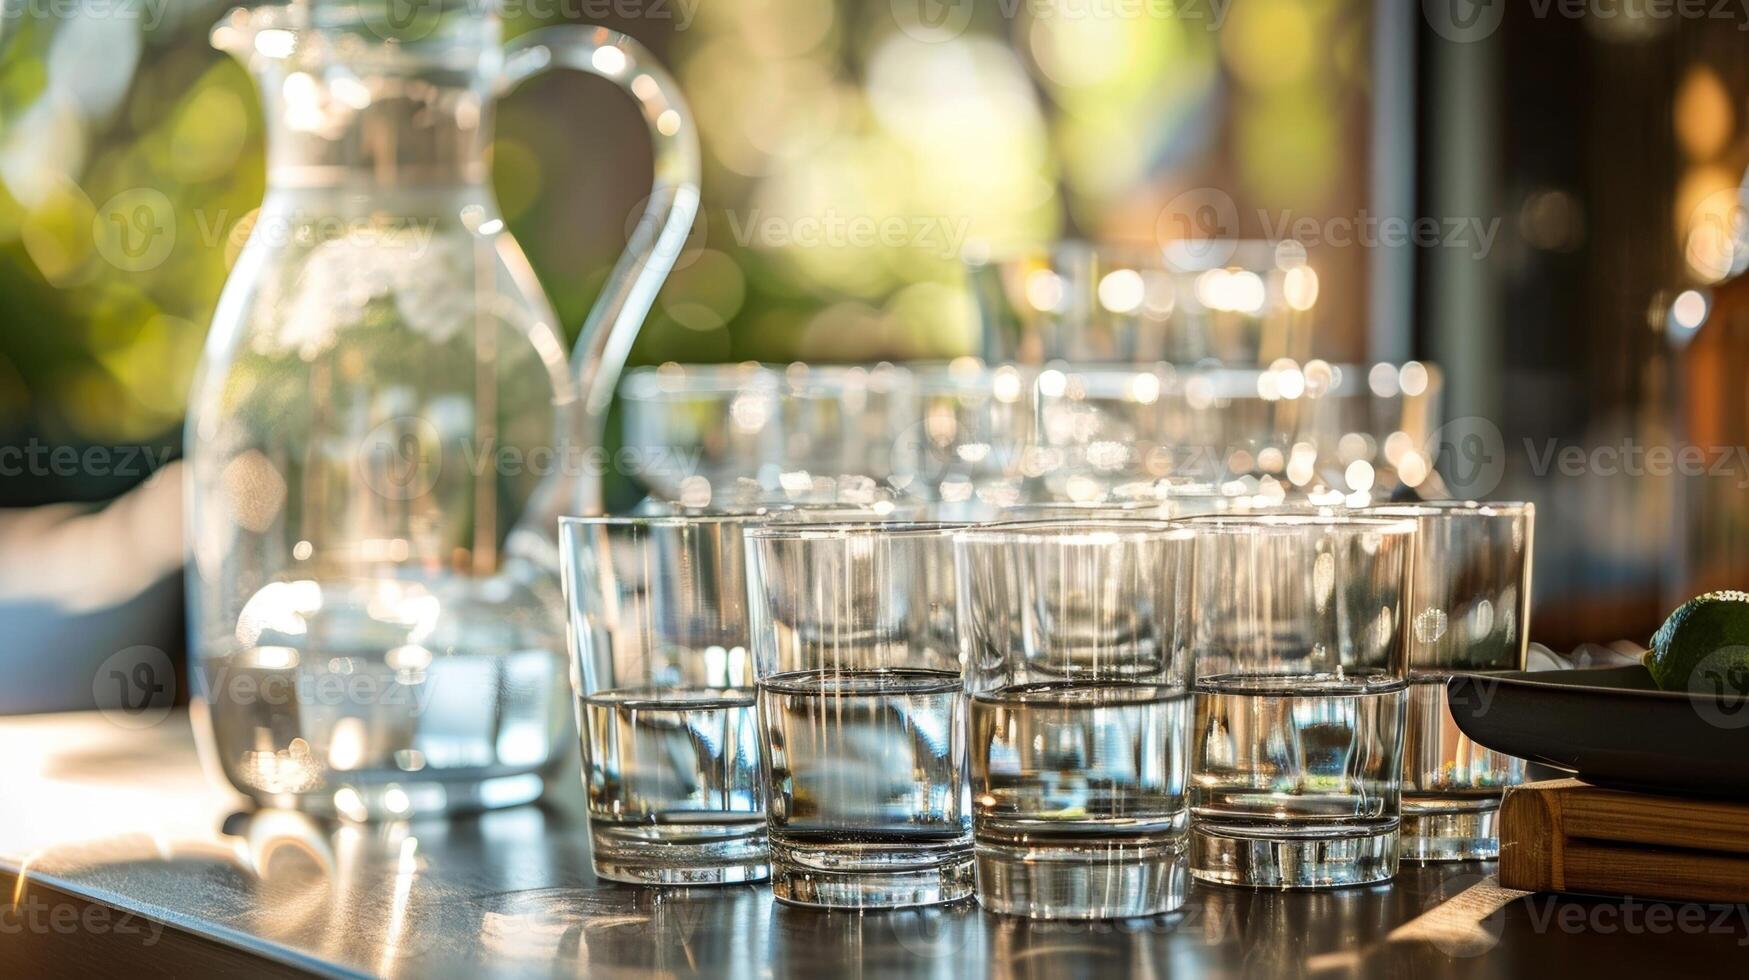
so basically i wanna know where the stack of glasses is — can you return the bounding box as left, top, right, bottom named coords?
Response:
left=558, top=499, right=1533, bottom=917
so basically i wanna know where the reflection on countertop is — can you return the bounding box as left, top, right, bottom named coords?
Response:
left=2, top=710, right=1746, bottom=978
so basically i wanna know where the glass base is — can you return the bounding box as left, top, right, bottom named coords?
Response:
left=1399, top=805, right=1500, bottom=862
left=770, top=838, right=974, bottom=909
left=589, top=824, right=770, bottom=885
left=1191, top=824, right=1399, bottom=889
left=975, top=838, right=1189, bottom=920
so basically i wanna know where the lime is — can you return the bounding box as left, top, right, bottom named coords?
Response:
left=1645, top=590, right=1749, bottom=692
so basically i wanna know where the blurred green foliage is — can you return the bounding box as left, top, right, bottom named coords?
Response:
left=0, top=0, right=1365, bottom=506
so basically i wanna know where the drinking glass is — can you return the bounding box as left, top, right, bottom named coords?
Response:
left=1156, top=361, right=1442, bottom=500
left=743, top=522, right=972, bottom=908
left=1297, top=362, right=1444, bottom=498
left=1364, top=501, right=1534, bottom=861
left=956, top=521, right=1194, bottom=919
left=1032, top=365, right=1179, bottom=503
left=558, top=516, right=768, bottom=884
left=775, top=362, right=915, bottom=500
left=1161, top=366, right=1309, bottom=487
left=621, top=362, right=920, bottom=509
left=967, top=241, right=1317, bottom=366
left=619, top=363, right=782, bottom=507
left=901, top=360, right=1037, bottom=507
left=1182, top=514, right=1417, bottom=888
left=1161, top=240, right=1321, bottom=366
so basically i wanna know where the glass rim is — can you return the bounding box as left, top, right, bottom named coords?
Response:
left=638, top=500, right=929, bottom=519
left=623, top=360, right=911, bottom=388
left=1170, top=513, right=1418, bottom=536
left=908, top=360, right=1038, bottom=389
left=753, top=510, right=943, bottom=528
left=558, top=513, right=769, bottom=530
left=987, top=496, right=1177, bottom=511
left=1358, top=499, right=1534, bottom=519
left=956, top=518, right=1188, bottom=546
left=968, top=238, right=1296, bottom=270
left=619, top=361, right=775, bottom=397
left=776, top=360, right=907, bottom=380
left=1163, top=363, right=1433, bottom=401
left=743, top=519, right=966, bottom=541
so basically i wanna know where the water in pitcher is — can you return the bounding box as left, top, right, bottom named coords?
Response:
left=188, top=5, right=700, bottom=819
left=201, top=576, right=570, bottom=818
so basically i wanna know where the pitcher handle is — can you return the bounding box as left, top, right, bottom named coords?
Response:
left=499, top=26, right=701, bottom=515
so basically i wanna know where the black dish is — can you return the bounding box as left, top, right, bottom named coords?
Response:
left=1445, top=665, right=1749, bottom=800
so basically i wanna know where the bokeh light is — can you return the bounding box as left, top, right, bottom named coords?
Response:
left=0, top=0, right=1381, bottom=496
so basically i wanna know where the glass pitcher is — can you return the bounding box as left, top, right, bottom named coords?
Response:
left=185, top=2, right=698, bottom=818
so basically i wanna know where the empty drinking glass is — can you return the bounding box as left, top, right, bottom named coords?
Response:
left=967, top=241, right=1318, bottom=367
left=1153, top=360, right=1442, bottom=500
left=619, top=363, right=781, bottom=507
left=1032, top=365, right=1179, bottom=503
left=743, top=522, right=972, bottom=908
left=1182, top=514, right=1416, bottom=888
left=775, top=362, right=915, bottom=500
left=1365, top=501, right=1534, bottom=861
left=620, top=362, right=919, bottom=509
left=901, top=360, right=1037, bottom=507
left=956, top=521, right=1194, bottom=919
left=558, top=515, right=768, bottom=884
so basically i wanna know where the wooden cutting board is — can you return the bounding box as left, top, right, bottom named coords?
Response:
left=1499, top=778, right=1749, bottom=903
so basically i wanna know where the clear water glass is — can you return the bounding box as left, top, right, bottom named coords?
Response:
left=1296, top=362, right=1444, bottom=498
left=743, top=522, right=973, bottom=908
left=774, top=362, right=914, bottom=500
left=902, top=360, right=1037, bottom=507
left=959, top=486, right=1292, bottom=526
left=1182, top=514, right=1417, bottom=888
left=1153, top=361, right=1440, bottom=499
left=619, top=363, right=782, bottom=506
left=1364, top=501, right=1534, bottom=861
left=967, top=241, right=1317, bottom=367
left=956, top=521, right=1193, bottom=919
left=620, top=362, right=920, bottom=509
left=558, top=516, right=768, bottom=884
left=1033, top=366, right=1180, bottom=502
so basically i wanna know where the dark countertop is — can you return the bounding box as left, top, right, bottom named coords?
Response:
left=2, top=710, right=1745, bottom=978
